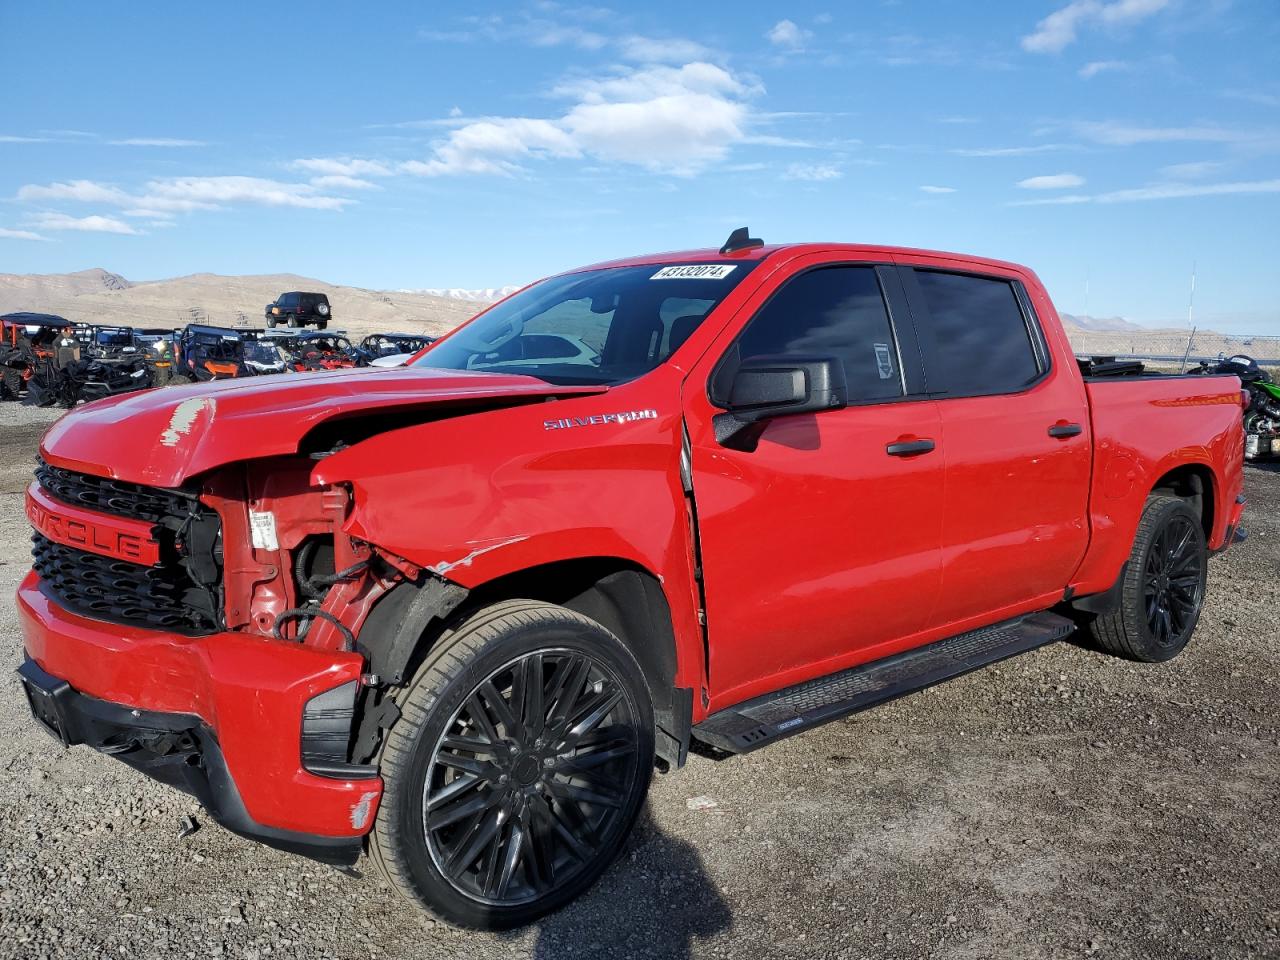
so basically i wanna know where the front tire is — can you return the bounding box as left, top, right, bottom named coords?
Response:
left=370, top=600, right=654, bottom=929
left=1089, top=496, right=1208, bottom=662
left=286, top=313, right=299, bottom=328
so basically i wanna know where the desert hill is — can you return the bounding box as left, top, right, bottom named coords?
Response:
left=0, top=268, right=481, bottom=340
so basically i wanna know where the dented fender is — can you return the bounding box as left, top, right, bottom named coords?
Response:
left=310, top=370, right=709, bottom=691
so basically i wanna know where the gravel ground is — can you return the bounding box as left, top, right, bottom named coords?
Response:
left=1, top=403, right=1277, bottom=960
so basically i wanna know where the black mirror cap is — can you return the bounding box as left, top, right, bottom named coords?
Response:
left=715, top=356, right=848, bottom=449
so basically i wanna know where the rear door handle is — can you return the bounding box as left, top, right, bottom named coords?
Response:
left=1048, top=422, right=1083, bottom=438
left=886, top=439, right=936, bottom=457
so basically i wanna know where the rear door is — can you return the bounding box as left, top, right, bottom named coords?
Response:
left=896, top=259, right=1091, bottom=629
left=683, top=256, right=946, bottom=706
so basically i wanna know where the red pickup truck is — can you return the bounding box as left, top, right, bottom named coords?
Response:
left=17, top=230, right=1247, bottom=928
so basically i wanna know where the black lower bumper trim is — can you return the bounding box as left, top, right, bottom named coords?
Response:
left=16, top=658, right=362, bottom=867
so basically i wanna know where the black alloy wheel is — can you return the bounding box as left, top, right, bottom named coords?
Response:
left=1142, top=511, right=1204, bottom=649
left=370, top=600, right=654, bottom=929
left=1088, top=495, right=1208, bottom=662
left=424, top=648, right=642, bottom=906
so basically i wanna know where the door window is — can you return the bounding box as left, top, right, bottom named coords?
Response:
left=912, top=270, right=1042, bottom=396
left=719, top=266, right=904, bottom=403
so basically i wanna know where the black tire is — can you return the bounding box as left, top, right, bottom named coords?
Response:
left=286, top=313, right=299, bottom=328
left=370, top=599, right=654, bottom=929
left=0, top=366, right=21, bottom=400
left=316, top=320, right=328, bottom=331
left=266, top=315, right=277, bottom=329
left=1090, top=495, right=1208, bottom=662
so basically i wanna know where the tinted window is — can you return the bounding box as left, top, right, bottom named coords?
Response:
left=731, top=266, right=903, bottom=402
left=914, top=271, right=1040, bottom=396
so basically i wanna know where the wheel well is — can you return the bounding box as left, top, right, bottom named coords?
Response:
left=1151, top=464, right=1215, bottom=539
left=462, top=558, right=690, bottom=768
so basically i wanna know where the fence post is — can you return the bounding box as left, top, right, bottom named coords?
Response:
left=1179, top=327, right=1197, bottom=373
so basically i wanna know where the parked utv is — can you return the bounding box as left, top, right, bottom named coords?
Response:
left=0, top=313, right=68, bottom=400
left=265, top=291, right=331, bottom=329
left=134, top=328, right=181, bottom=387
left=240, top=333, right=289, bottom=376
left=269, top=330, right=361, bottom=371
left=355, top=333, right=435, bottom=365
left=16, top=230, right=1248, bottom=930
left=177, top=324, right=251, bottom=381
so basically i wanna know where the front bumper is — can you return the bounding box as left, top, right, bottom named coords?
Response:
left=16, top=572, right=381, bottom=865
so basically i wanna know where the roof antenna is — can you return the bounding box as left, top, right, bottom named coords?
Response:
left=719, top=226, right=764, bottom=256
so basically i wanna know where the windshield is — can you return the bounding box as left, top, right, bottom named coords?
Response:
left=244, top=341, right=282, bottom=362
left=413, top=262, right=759, bottom=385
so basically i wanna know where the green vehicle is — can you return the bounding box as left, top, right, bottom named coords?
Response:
left=1192, top=354, right=1280, bottom=459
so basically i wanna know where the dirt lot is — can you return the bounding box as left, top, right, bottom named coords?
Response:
left=1, top=405, right=1277, bottom=960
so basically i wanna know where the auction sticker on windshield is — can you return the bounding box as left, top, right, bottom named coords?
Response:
left=651, top=265, right=738, bottom=280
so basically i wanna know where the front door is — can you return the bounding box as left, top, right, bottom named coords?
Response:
left=683, top=258, right=946, bottom=708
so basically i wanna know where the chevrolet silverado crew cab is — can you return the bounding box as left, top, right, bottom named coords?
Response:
left=17, top=229, right=1247, bottom=929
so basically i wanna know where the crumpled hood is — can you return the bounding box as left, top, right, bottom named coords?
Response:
left=40, top=365, right=607, bottom=487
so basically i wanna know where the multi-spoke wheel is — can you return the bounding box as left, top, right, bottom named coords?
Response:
left=1089, top=495, right=1208, bottom=662
left=371, top=600, right=654, bottom=929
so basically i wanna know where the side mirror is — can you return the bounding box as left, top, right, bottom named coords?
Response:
left=714, top=356, right=847, bottom=448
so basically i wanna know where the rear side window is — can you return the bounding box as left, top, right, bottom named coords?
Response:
left=913, top=271, right=1041, bottom=396
left=730, top=266, right=903, bottom=402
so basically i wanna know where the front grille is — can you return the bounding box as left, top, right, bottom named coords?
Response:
left=33, top=534, right=221, bottom=633
left=31, top=459, right=224, bottom=635
left=35, top=458, right=197, bottom=523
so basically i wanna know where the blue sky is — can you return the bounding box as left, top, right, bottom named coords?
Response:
left=1, top=0, right=1277, bottom=331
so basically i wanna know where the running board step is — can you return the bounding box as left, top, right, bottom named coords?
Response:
left=692, top=611, right=1075, bottom=754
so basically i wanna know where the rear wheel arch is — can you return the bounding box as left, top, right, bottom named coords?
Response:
left=1150, top=462, right=1217, bottom=541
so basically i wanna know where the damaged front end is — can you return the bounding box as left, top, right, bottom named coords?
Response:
left=18, top=448, right=471, bottom=865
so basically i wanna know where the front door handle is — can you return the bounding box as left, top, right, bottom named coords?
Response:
left=1048, top=422, right=1083, bottom=438
left=886, top=438, right=936, bottom=457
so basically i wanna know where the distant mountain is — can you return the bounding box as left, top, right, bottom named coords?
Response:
left=403, top=286, right=521, bottom=303
left=1060, top=312, right=1146, bottom=333
left=0, top=268, right=478, bottom=338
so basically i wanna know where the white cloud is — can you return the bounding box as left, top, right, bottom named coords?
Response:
left=143, top=176, right=354, bottom=210
left=405, top=62, right=757, bottom=178
left=28, top=213, right=140, bottom=235
left=0, top=135, right=51, bottom=143
left=1018, top=172, right=1086, bottom=189
left=554, top=62, right=752, bottom=104
left=766, top=19, right=810, bottom=50
left=526, top=23, right=607, bottom=50
left=0, top=226, right=48, bottom=241
left=784, top=163, right=842, bottom=181
left=17, top=174, right=355, bottom=217
left=402, top=118, right=580, bottom=177
left=919, top=185, right=957, bottom=194
left=618, top=35, right=712, bottom=63
left=951, top=143, right=1069, bottom=157
left=292, top=157, right=393, bottom=178
left=18, top=179, right=131, bottom=204
left=1012, top=178, right=1280, bottom=205
left=308, top=174, right=380, bottom=190
left=109, top=138, right=205, bottom=147
left=1078, top=60, right=1130, bottom=79
left=566, top=96, right=745, bottom=173
left=1159, top=161, right=1222, bottom=179
left=1072, top=120, right=1257, bottom=145
left=1022, top=0, right=1170, bottom=54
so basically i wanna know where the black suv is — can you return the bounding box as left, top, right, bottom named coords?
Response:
left=265, top=291, right=331, bottom=329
